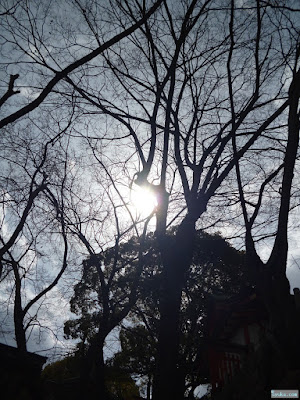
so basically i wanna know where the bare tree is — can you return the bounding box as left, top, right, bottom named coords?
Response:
left=0, top=0, right=163, bottom=129
left=57, top=1, right=299, bottom=398
left=233, top=55, right=300, bottom=371
left=0, top=125, right=72, bottom=350
left=0, top=0, right=164, bottom=356
left=1, top=0, right=300, bottom=398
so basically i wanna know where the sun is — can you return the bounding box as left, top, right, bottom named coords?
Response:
left=131, top=185, right=158, bottom=216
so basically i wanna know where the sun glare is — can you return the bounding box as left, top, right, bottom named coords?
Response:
left=131, top=185, right=158, bottom=216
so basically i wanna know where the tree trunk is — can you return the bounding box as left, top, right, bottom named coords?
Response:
left=11, top=258, right=27, bottom=351
left=153, top=217, right=196, bottom=400
left=14, top=274, right=27, bottom=352
left=14, top=309, right=27, bottom=352
left=79, top=333, right=108, bottom=400
left=250, top=253, right=300, bottom=386
left=152, top=262, right=184, bottom=400
left=263, top=271, right=300, bottom=372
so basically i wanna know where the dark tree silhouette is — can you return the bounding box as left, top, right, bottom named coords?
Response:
left=64, top=233, right=156, bottom=398
left=66, top=230, right=245, bottom=398
left=1, top=1, right=300, bottom=398
left=0, top=0, right=163, bottom=356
